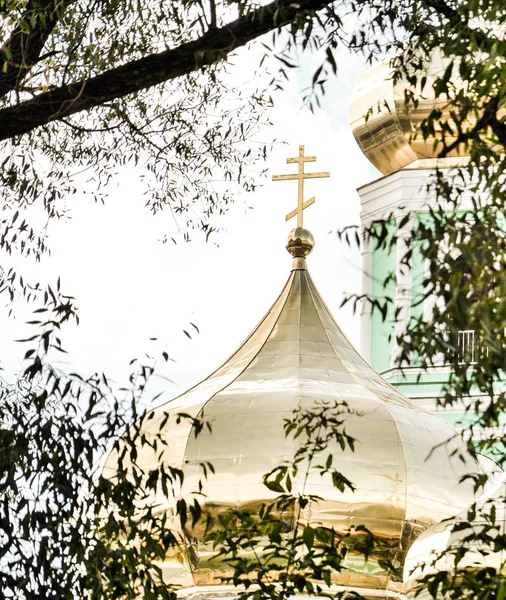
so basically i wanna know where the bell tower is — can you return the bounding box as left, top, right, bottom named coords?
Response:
left=350, top=55, right=476, bottom=419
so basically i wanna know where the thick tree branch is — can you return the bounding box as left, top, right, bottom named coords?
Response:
left=423, top=0, right=494, bottom=51
left=489, top=118, right=506, bottom=148
left=0, top=0, right=333, bottom=142
left=0, top=0, right=75, bottom=97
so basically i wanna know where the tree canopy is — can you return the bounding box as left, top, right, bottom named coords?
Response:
left=1, top=0, right=505, bottom=278
left=1, top=0, right=506, bottom=599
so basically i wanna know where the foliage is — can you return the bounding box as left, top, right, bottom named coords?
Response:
left=0, top=0, right=345, bottom=303
left=341, top=1, right=506, bottom=597
left=1, top=0, right=506, bottom=599
left=1, top=305, right=376, bottom=600
left=0, top=289, right=197, bottom=599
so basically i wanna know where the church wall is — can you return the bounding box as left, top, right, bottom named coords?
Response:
left=370, top=218, right=397, bottom=372
left=358, top=167, right=505, bottom=449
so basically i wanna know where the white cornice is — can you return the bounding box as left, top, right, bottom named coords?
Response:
left=358, top=168, right=475, bottom=225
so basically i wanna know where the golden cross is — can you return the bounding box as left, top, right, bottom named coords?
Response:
left=272, top=145, right=330, bottom=228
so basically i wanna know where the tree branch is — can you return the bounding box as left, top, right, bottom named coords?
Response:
left=0, top=0, right=75, bottom=97
left=438, top=96, right=506, bottom=157
left=209, top=0, right=217, bottom=28
left=423, top=0, right=494, bottom=51
left=0, top=0, right=333, bottom=142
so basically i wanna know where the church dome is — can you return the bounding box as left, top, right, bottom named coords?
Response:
left=103, top=226, right=480, bottom=598
left=350, top=51, right=473, bottom=175
left=404, top=470, right=506, bottom=595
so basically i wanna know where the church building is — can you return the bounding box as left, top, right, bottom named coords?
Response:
left=351, top=55, right=506, bottom=439
left=105, top=54, right=506, bottom=600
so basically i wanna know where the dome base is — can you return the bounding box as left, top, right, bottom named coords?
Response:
left=177, top=584, right=408, bottom=600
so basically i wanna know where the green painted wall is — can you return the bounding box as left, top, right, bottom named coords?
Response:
left=370, top=219, right=397, bottom=373
left=410, top=214, right=427, bottom=367
left=366, top=201, right=505, bottom=462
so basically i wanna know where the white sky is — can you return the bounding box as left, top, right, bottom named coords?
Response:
left=0, top=44, right=381, bottom=405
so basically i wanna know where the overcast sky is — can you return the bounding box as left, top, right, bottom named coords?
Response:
left=0, top=44, right=381, bottom=406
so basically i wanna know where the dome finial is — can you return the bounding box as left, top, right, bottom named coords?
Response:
left=286, top=226, right=314, bottom=255
left=286, top=226, right=314, bottom=269
left=271, top=145, right=329, bottom=267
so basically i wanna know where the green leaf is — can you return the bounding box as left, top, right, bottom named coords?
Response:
left=303, top=526, right=315, bottom=549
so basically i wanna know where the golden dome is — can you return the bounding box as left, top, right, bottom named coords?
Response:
left=350, top=52, right=472, bottom=175
left=104, top=232, right=478, bottom=597
left=404, top=471, right=506, bottom=594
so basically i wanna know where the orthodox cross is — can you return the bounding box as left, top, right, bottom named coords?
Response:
left=272, top=145, right=330, bottom=228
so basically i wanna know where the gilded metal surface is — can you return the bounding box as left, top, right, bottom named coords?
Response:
left=272, top=145, right=330, bottom=227
left=286, top=227, right=314, bottom=258
left=350, top=52, right=472, bottom=175
left=104, top=232, right=478, bottom=596
left=404, top=473, right=506, bottom=594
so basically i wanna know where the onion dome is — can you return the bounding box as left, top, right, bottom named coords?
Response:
left=404, top=471, right=506, bottom=595
left=106, top=228, right=477, bottom=597
left=103, top=224, right=480, bottom=599
left=350, top=51, right=473, bottom=175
